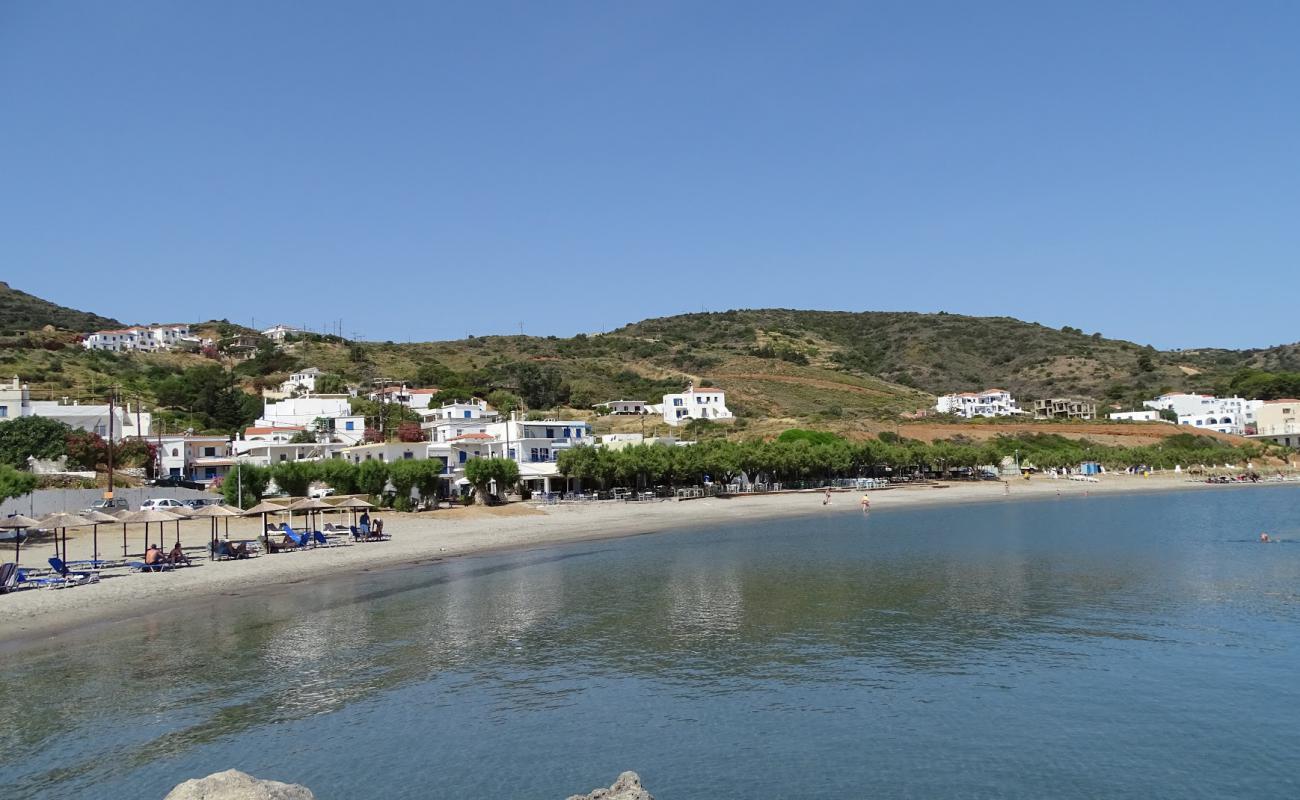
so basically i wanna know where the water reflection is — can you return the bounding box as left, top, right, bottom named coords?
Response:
left=3, top=488, right=1300, bottom=799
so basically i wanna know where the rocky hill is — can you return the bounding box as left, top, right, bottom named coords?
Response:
left=0, top=281, right=120, bottom=334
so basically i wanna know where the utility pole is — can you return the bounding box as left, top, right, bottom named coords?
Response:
left=106, top=389, right=115, bottom=505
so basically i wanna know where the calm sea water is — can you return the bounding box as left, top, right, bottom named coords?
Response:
left=2, top=487, right=1299, bottom=799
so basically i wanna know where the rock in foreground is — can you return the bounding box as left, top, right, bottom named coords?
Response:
left=164, top=769, right=315, bottom=800
left=566, top=771, right=653, bottom=800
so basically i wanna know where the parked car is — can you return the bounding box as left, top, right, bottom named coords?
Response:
left=184, top=498, right=218, bottom=510
left=150, top=475, right=205, bottom=490
left=140, top=498, right=189, bottom=512
left=308, top=486, right=335, bottom=499
left=81, top=497, right=130, bottom=515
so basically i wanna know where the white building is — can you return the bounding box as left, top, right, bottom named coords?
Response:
left=1109, top=409, right=1163, bottom=422
left=257, top=396, right=365, bottom=445
left=596, top=400, right=648, bottom=415
left=368, top=385, right=439, bottom=410
left=339, top=442, right=428, bottom=464
left=261, top=324, right=305, bottom=342
left=935, top=389, right=1020, bottom=419
left=0, top=377, right=151, bottom=441
left=155, top=434, right=232, bottom=484
left=232, top=440, right=346, bottom=467
left=417, top=409, right=591, bottom=494
left=1142, top=393, right=1263, bottom=435
left=1245, top=399, right=1300, bottom=448
left=83, top=324, right=193, bottom=353
left=280, top=367, right=321, bottom=395
left=660, top=384, right=733, bottom=427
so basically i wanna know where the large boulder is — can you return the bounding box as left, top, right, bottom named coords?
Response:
left=164, top=769, right=315, bottom=800
left=566, top=771, right=653, bottom=800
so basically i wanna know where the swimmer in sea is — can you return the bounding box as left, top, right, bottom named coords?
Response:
left=1261, top=532, right=1272, bottom=543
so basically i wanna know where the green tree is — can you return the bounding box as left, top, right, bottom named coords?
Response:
left=0, top=416, right=71, bottom=468
left=355, top=460, right=390, bottom=497
left=0, top=463, right=38, bottom=503
left=221, top=463, right=271, bottom=509
left=316, top=459, right=359, bottom=494
left=387, top=459, right=421, bottom=510
left=464, top=457, right=520, bottom=503
left=270, top=460, right=317, bottom=497
left=314, top=373, right=348, bottom=394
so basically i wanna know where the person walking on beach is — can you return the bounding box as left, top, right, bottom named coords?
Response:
left=823, top=487, right=832, bottom=506
left=861, top=494, right=870, bottom=513
left=1003, top=481, right=1010, bottom=496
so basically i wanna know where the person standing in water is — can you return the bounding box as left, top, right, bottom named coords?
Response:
left=861, top=494, right=870, bottom=513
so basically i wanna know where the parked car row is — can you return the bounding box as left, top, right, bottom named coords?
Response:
left=79, top=496, right=220, bottom=515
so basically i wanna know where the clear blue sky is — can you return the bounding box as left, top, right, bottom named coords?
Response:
left=3, top=1, right=1297, bottom=349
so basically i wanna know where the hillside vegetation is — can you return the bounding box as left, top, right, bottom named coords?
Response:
left=0, top=282, right=120, bottom=334
left=3, top=293, right=1299, bottom=443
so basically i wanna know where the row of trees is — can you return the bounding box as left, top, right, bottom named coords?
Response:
left=556, top=431, right=1279, bottom=491
left=217, top=455, right=528, bottom=510
left=219, top=456, right=447, bottom=512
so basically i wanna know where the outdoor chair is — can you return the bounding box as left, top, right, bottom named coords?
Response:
left=0, top=562, right=17, bottom=593
left=312, top=530, right=349, bottom=548
left=279, top=523, right=311, bottom=548
left=48, top=557, right=100, bottom=583
left=17, top=567, right=77, bottom=588
left=128, top=560, right=175, bottom=573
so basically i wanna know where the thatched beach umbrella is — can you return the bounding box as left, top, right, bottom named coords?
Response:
left=329, top=495, right=374, bottom=526
left=82, top=510, right=121, bottom=566
left=0, top=515, right=42, bottom=565
left=286, top=497, right=333, bottom=535
left=119, top=509, right=185, bottom=555
left=244, top=500, right=289, bottom=544
left=189, top=504, right=241, bottom=552
left=37, top=512, right=93, bottom=575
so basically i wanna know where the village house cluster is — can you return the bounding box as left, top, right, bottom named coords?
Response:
left=932, top=386, right=1295, bottom=443
left=81, top=324, right=209, bottom=353
left=1, top=362, right=736, bottom=495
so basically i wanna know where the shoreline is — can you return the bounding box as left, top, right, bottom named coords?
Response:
left=2, top=475, right=1294, bottom=649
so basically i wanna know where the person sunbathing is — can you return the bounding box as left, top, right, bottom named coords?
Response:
left=143, top=544, right=164, bottom=569
left=168, top=542, right=192, bottom=566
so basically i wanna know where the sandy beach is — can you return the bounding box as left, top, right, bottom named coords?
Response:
left=1, top=474, right=1291, bottom=646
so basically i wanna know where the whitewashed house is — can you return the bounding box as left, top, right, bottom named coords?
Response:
left=1142, top=393, right=1262, bottom=435
left=661, top=384, right=733, bottom=426
left=261, top=324, right=305, bottom=343
left=596, top=400, right=648, bottom=415
left=1, top=377, right=151, bottom=440
left=339, top=442, right=428, bottom=464
left=1109, top=409, right=1163, bottom=422
left=155, top=434, right=232, bottom=484
left=368, top=385, right=439, bottom=410
left=83, top=324, right=192, bottom=353
left=279, top=368, right=321, bottom=395
left=935, top=389, right=1020, bottom=418
left=257, top=396, right=365, bottom=445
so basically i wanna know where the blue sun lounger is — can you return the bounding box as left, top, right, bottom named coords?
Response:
left=48, top=557, right=100, bottom=582
left=311, top=530, right=349, bottom=548
left=279, top=523, right=311, bottom=548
